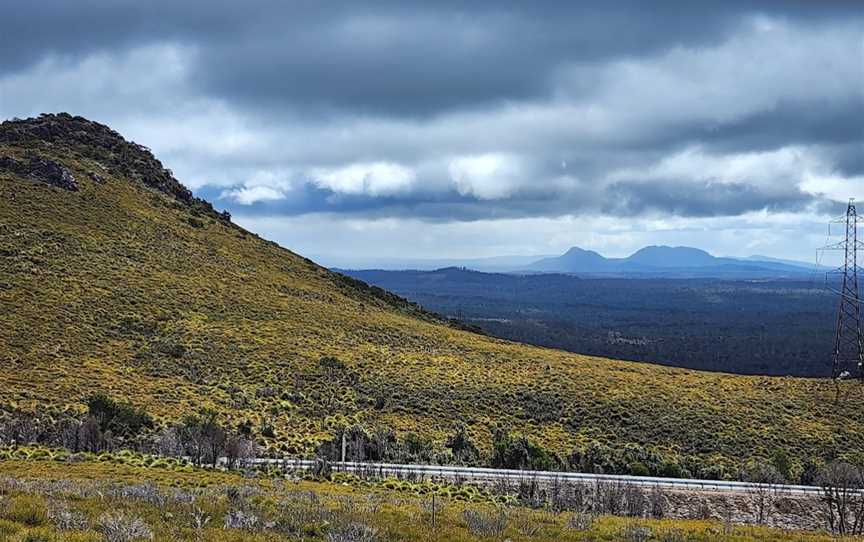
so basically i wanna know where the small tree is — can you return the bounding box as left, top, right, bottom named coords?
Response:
left=743, top=461, right=785, bottom=525
left=318, top=355, right=346, bottom=374
left=87, top=394, right=153, bottom=438
left=178, top=409, right=226, bottom=467
left=446, top=425, right=480, bottom=465
left=78, top=416, right=104, bottom=452
left=491, top=428, right=559, bottom=471
left=819, top=461, right=864, bottom=536
left=225, top=435, right=257, bottom=469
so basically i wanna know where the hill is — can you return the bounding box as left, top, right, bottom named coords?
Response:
left=626, top=246, right=717, bottom=268
left=529, top=247, right=612, bottom=273
left=526, top=245, right=813, bottom=277
left=1, top=114, right=862, bottom=481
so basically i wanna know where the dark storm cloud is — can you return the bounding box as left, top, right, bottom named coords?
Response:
left=208, top=176, right=827, bottom=223
left=605, top=181, right=819, bottom=218
left=695, top=97, right=864, bottom=153
left=829, top=144, right=864, bottom=177
left=1, top=1, right=860, bottom=118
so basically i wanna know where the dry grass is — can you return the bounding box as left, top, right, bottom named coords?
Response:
left=0, top=458, right=846, bottom=542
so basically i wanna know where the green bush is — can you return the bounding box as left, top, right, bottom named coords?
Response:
left=87, top=394, right=153, bottom=437
left=491, top=428, right=560, bottom=471
left=446, top=425, right=480, bottom=465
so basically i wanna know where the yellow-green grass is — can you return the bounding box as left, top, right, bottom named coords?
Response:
left=1, top=116, right=863, bottom=477
left=0, top=459, right=847, bottom=541
left=0, top=445, right=513, bottom=504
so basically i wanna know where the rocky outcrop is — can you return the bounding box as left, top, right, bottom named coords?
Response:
left=0, top=113, right=230, bottom=222
left=0, top=153, right=78, bottom=191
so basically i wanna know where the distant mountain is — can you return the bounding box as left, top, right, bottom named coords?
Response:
left=526, top=245, right=813, bottom=277
left=330, top=245, right=818, bottom=278
left=530, top=247, right=612, bottom=272
left=626, top=246, right=716, bottom=268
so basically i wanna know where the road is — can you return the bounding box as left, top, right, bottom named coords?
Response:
left=251, top=458, right=826, bottom=496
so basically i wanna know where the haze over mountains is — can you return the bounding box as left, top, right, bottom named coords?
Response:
left=526, top=245, right=819, bottom=277
left=327, top=245, right=819, bottom=278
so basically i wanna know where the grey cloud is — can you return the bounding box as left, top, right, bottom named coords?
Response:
left=2, top=1, right=860, bottom=118
left=828, top=143, right=864, bottom=177
left=694, top=97, right=864, bottom=153
left=1, top=0, right=862, bottom=238
left=210, top=174, right=830, bottom=223
left=605, top=180, right=821, bottom=218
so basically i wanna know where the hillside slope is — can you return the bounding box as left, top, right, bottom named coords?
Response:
left=1, top=114, right=862, bottom=479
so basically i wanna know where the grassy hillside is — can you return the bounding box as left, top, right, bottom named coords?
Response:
left=1, top=114, right=862, bottom=479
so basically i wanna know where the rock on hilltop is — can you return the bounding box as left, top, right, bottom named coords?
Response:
left=0, top=113, right=230, bottom=221
left=0, top=153, right=79, bottom=191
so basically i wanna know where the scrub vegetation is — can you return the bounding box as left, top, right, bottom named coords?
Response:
left=1, top=114, right=863, bottom=486
left=0, top=457, right=852, bottom=541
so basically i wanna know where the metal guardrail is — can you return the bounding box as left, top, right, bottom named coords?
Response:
left=250, top=458, right=827, bottom=495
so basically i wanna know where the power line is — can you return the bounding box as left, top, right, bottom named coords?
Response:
left=821, top=199, right=864, bottom=381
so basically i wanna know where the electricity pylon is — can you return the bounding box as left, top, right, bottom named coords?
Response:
left=823, top=199, right=864, bottom=381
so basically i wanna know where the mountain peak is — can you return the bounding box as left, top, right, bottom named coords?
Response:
left=529, top=246, right=610, bottom=272
left=562, top=246, right=602, bottom=257
left=525, top=244, right=808, bottom=276
left=2, top=113, right=127, bottom=147
left=627, top=246, right=715, bottom=267
left=0, top=113, right=229, bottom=222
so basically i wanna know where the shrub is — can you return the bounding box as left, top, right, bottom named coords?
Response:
left=223, top=510, right=259, bottom=531
left=2, top=495, right=49, bottom=526
left=327, top=522, right=379, bottom=542
left=446, top=425, right=480, bottom=465
left=649, top=486, right=668, bottom=519
left=401, top=432, right=435, bottom=463
left=568, top=441, right=621, bottom=474
left=818, top=461, right=864, bottom=536
left=628, top=462, right=650, bottom=477
left=490, top=429, right=559, bottom=471
left=659, top=528, right=688, bottom=542
left=657, top=462, right=684, bottom=479
left=48, top=506, right=89, bottom=531
left=513, top=513, right=543, bottom=536
left=620, top=522, right=653, bottom=542
left=10, top=527, right=59, bottom=542
left=97, top=512, right=153, bottom=542
left=566, top=512, right=595, bottom=531
left=462, top=508, right=508, bottom=538
left=318, top=356, right=346, bottom=372
left=87, top=394, right=153, bottom=437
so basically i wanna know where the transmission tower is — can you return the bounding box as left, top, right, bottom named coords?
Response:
left=822, top=199, right=864, bottom=380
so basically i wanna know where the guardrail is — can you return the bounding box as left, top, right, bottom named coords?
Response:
left=250, top=458, right=827, bottom=495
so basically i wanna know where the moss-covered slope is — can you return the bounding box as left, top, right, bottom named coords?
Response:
left=1, top=114, right=861, bottom=476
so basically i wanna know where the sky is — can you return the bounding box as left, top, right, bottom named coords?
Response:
left=1, top=1, right=862, bottom=265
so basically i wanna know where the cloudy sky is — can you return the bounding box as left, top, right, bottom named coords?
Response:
left=2, top=1, right=862, bottom=265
